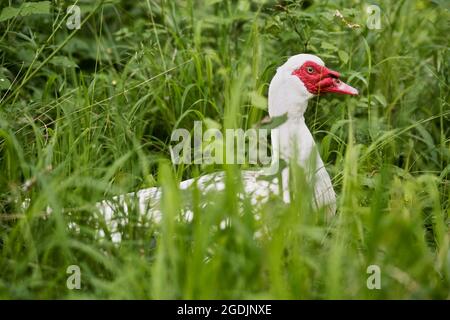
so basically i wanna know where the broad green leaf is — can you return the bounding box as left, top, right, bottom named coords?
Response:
left=321, top=42, right=338, bottom=51
left=0, top=68, right=11, bottom=90
left=50, top=56, right=78, bottom=68
left=372, top=93, right=387, bottom=108
left=250, top=91, right=268, bottom=110
left=257, top=158, right=288, bottom=181
left=0, top=1, right=51, bottom=22
left=0, top=76, right=11, bottom=90
left=338, top=50, right=349, bottom=64
left=258, top=113, right=288, bottom=130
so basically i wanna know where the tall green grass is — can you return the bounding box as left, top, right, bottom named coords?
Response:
left=0, top=0, right=448, bottom=298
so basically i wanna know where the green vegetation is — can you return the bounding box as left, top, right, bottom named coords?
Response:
left=0, top=0, right=448, bottom=299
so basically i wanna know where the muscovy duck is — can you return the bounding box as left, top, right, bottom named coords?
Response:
left=96, top=54, right=358, bottom=240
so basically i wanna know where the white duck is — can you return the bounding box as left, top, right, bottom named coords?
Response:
left=97, top=54, right=358, bottom=238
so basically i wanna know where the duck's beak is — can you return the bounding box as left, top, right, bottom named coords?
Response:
left=330, top=79, right=359, bottom=95
left=318, top=67, right=359, bottom=96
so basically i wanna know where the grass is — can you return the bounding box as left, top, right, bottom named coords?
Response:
left=0, top=0, right=449, bottom=299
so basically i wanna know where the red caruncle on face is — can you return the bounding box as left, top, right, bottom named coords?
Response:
left=292, top=60, right=358, bottom=96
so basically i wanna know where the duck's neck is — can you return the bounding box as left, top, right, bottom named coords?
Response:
left=270, top=115, right=317, bottom=203
left=268, top=70, right=316, bottom=167
left=272, top=115, right=316, bottom=168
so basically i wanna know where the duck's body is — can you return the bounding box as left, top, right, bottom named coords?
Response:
left=97, top=170, right=281, bottom=242
left=97, top=54, right=358, bottom=234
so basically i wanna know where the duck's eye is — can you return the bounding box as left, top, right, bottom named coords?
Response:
left=306, top=66, right=314, bottom=74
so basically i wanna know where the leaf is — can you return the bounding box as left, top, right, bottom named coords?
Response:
left=265, top=20, right=281, bottom=36
left=204, top=117, right=221, bottom=130
left=0, top=67, right=11, bottom=90
left=258, top=113, right=288, bottom=130
left=17, top=48, right=36, bottom=66
left=249, top=91, right=267, bottom=110
left=321, top=42, right=338, bottom=51
left=50, top=56, right=78, bottom=68
left=257, top=158, right=288, bottom=181
left=0, top=1, right=51, bottom=22
left=372, top=93, right=387, bottom=108
left=0, top=76, right=11, bottom=90
left=342, top=8, right=358, bottom=17
left=338, top=50, right=349, bottom=64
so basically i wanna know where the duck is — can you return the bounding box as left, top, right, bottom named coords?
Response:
left=96, top=54, right=358, bottom=240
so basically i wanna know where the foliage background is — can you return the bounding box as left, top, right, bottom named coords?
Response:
left=0, top=0, right=449, bottom=298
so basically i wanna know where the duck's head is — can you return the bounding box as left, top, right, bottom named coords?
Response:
left=268, top=54, right=358, bottom=117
